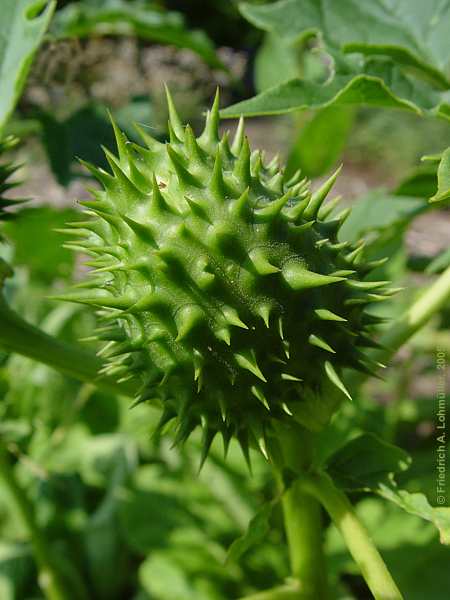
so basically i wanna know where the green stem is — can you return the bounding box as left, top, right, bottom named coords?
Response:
left=273, top=423, right=329, bottom=600
left=346, top=265, right=450, bottom=391
left=281, top=484, right=327, bottom=599
left=378, top=264, right=450, bottom=357
left=0, top=441, right=69, bottom=600
left=300, top=471, right=403, bottom=600
left=0, top=300, right=137, bottom=397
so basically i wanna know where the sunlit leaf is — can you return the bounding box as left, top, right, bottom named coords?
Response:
left=222, top=60, right=450, bottom=119
left=327, top=434, right=450, bottom=545
left=0, top=0, right=56, bottom=135
left=429, top=147, right=450, bottom=203
left=240, top=0, right=450, bottom=88
left=286, top=106, right=355, bottom=178
left=223, top=0, right=450, bottom=119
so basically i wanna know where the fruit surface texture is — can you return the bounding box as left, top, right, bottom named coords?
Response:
left=61, top=90, right=391, bottom=459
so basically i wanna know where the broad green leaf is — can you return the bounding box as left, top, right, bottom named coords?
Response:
left=221, top=59, right=450, bottom=119
left=394, top=165, right=438, bottom=197
left=327, top=433, right=411, bottom=491
left=139, top=554, right=196, bottom=600
left=225, top=1, right=450, bottom=119
left=286, top=106, right=355, bottom=178
left=254, top=33, right=301, bottom=92
left=0, top=0, right=56, bottom=135
left=227, top=502, right=273, bottom=562
left=338, top=191, right=426, bottom=244
left=51, top=0, right=224, bottom=69
left=327, top=434, right=450, bottom=545
left=37, top=101, right=156, bottom=185
left=240, top=0, right=450, bottom=88
left=37, top=105, right=117, bottom=185
left=118, top=464, right=232, bottom=555
left=377, top=485, right=450, bottom=545
left=139, top=552, right=215, bottom=600
left=430, top=147, right=450, bottom=203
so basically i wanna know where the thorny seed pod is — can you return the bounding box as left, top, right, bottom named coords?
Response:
left=59, top=89, right=392, bottom=465
left=0, top=136, right=23, bottom=296
left=0, top=136, right=25, bottom=242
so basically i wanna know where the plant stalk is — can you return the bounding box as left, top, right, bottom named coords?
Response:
left=272, top=423, right=329, bottom=600
left=346, top=264, right=450, bottom=391
left=300, top=471, right=403, bottom=600
left=378, top=264, right=450, bottom=357
left=0, top=300, right=137, bottom=397
left=281, top=483, right=328, bottom=599
left=0, top=441, right=69, bottom=600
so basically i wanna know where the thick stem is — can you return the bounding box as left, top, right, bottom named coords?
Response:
left=0, top=442, right=69, bottom=600
left=282, top=484, right=327, bottom=599
left=272, top=423, right=329, bottom=600
left=0, top=301, right=137, bottom=397
left=301, top=471, right=403, bottom=600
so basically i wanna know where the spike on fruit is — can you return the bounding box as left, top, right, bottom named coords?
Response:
left=282, top=262, right=344, bottom=290
left=164, top=84, right=185, bottom=141
left=60, top=88, right=388, bottom=464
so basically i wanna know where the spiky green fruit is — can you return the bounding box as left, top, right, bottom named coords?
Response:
left=0, top=136, right=25, bottom=241
left=60, top=89, right=391, bottom=462
left=0, top=136, right=23, bottom=296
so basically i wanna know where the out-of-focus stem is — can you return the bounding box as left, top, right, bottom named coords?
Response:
left=0, top=442, right=69, bottom=600
left=300, top=471, right=403, bottom=600
left=0, top=300, right=137, bottom=397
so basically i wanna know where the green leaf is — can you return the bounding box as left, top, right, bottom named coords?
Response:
left=0, top=0, right=56, bottom=135
left=117, top=465, right=226, bottom=555
left=426, top=247, right=450, bottom=274
left=37, top=105, right=117, bottom=185
left=254, top=33, right=302, bottom=93
left=222, top=66, right=426, bottom=118
left=222, top=57, right=450, bottom=120
left=327, top=434, right=450, bottom=545
left=327, top=433, right=411, bottom=491
left=338, top=191, right=426, bottom=244
left=139, top=552, right=211, bottom=600
left=37, top=101, right=156, bottom=185
left=286, top=106, right=355, bottom=178
left=376, top=485, right=450, bottom=545
left=394, top=164, right=438, bottom=198
left=240, top=0, right=450, bottom=88
left=430, top=147, right=450, bottom=203
left=224, top=1, right=450, bottom=119
left=227, top=502, right=273, bottom=563
left=51, top=0, right=224, bottom=69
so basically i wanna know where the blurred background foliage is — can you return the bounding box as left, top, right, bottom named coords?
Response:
left=0, top=0, right=449, bottom=598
